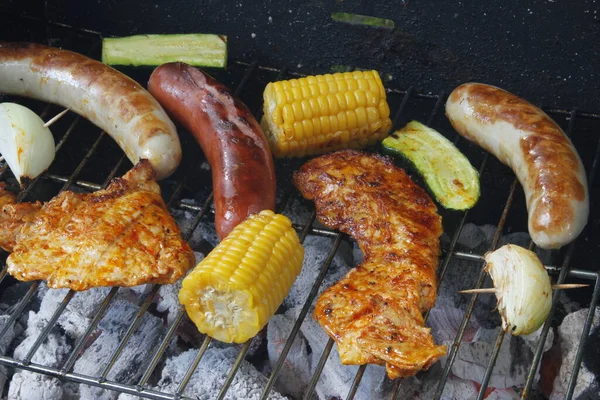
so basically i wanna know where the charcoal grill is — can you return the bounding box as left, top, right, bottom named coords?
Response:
left=0, top=7, right=599, bottom=400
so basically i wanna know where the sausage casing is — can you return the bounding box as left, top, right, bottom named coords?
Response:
left=446, top=83, right=588, bottom=249
left=148, top=62, right=276, bottom=239
left=0, top=42, right=181, bottom=179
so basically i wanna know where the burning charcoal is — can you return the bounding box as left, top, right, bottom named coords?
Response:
left=283, top=235, right=353, bottom=310
left=456, top=223, right=492, bottom=250
left=280, top=197, right=313, bottom=227
left=415, top=369, right=520, bottom=399
left=267, top=313, right=310, bottom=398
left=0, top=314, right=19, bottom=396
left=550, top=307, right=600, bottom=399
left=294, top=308, right=389, bottom=400
left=428, top=299, right=481, bottom=343
left=151, top=347, right=287, bottom=400
left=57, top=287, right=112, bottom=338
left=451, top=327, right=535, bottom=389
left=8, top=371, right=64, bottom=400
left=74, top=299, right=165, bottom=400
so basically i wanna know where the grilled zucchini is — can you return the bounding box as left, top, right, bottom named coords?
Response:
left=382, top=120, right=479, bottom=210
left=102, top=34, right=227, bottom=68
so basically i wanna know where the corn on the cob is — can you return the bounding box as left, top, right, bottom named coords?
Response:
left=178, top=210, right=304, bottom=343
left=261, top=70, right=392, bottom=157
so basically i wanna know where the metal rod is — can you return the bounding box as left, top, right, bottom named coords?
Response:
left=391, top=87, right=414, bottom=130
left=60, top=131, right=107, bottom=192
left=22, top=290, right=76, bottom=365
left=0, top=282, right=40, bottom=341
left=476, top=330, right=507, bottom=400
left=0, top=354, right=191, bottom=400
left=0, top=265, right=7, bottom=286
left=303, top=338, right=335, bottom=400
left=346, top=365, right=367, bottom=400
left=261, top=233, right=344, bottom=400
left=137, top=308, right=185, bottom=388
left=433, top=179, right=519, bottom=399
left=216, top=340, right=253, bottom=400
left=566, top=274, right=600, bottom=399
left=98, top=285, right=161, bottom=382
left=61, top=287, right=119, bottom=374
left=175, top=335, right=212, bottom=395
left=426, top=90, right=446, bottom=125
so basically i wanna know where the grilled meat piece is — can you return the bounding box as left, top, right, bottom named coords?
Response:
left=0, top=184, right=41, bottom=252
left=293, top=150, right=447, bottom=379
left=6, top=160, right=195, bottom=291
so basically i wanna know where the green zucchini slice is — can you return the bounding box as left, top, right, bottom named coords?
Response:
left=382, top=120, right=480, bottom=210
left=102, top=34, right=227, bottom=68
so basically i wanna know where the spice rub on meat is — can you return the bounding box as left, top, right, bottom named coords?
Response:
left=2, top=160, right=194, bottom=291
left=293, top=150, right=447, bottom=379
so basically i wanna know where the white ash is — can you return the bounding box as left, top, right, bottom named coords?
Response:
left=8, top=371, right=65, bottom=400
left=283, top=234, right=353, bottom=309
left=73, top=299, right=165, bottom=400
left=124, top=347, right=288, bottom=400
left=9, top=289, right=73, bottom=400
left=279, top=197, right=313, bottom=228
left=0, top=314, right=19, bottom=396
left=267, top=313, right=310, bottom=399
left=550, top=306, right=600, bottom=399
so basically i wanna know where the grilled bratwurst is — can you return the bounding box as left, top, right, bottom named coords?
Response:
left=0, top=42, right=181, bottom=179
left=446, top=83, right=588, bottom=249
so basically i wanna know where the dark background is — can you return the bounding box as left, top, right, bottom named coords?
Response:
left=1, top=0, right=599, bottom=111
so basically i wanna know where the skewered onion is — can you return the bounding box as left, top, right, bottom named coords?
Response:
left=0, top=103, right=55, bottom=184
left=484, top=244, right=552, bottom=336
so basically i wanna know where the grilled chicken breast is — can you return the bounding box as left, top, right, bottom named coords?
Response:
left=0, top=184, right=41, bottom=252
left=5, top=160, right=194, bottom=291
left=293, top=150, right=447, bottom=379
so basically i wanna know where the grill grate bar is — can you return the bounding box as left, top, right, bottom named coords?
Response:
left=566, top=274, right=600, bottom=398
left=433, top=178, right=519, bottom=399
left=0, top=281, right=40, bottom=341
left=0, top=354, right=189, bottom=400
left=345, top=364, right=367, bottom=400
left=261, top=230, right=342, bottom=400
left=61, top=287, right=120, bottom=374
left=137, top=308, right=185, bottom=388
left=98, top=284, right=162, bottom=382
left=22, top=290, right=76, bottom=365
left=176, top=335, right=213, bottom=396
left=476, top=330, right=507, bottom=400
left=303, top=337, right=335, bottom=400
left=0, top=265, right=7, bottom=286
left=216, top=339, right=253, bottom=400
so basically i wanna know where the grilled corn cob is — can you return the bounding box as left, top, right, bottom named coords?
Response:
left=178, top=210, right=304, bottom=343
left=261, top=70, right=392, bottom=157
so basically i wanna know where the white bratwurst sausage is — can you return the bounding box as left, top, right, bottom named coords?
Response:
left=0, top=42, right=181, bottom=179
left=446, top=83, right=588, bottom=249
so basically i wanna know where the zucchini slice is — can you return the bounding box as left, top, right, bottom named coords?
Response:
left=382, top=120, right=480, bottom=210
left=102, top=34, right=227, bottom=68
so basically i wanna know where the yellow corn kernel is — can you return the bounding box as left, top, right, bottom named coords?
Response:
left=261, top=70, right=392, bottom=157
left=179, top=211, right=304, bottom=344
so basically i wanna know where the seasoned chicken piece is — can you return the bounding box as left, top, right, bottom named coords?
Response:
left=6, top=160, right=195, bottom=291
left=0, top=183, right=42, bottom=252
left=293, top=150, right=447, bottom=379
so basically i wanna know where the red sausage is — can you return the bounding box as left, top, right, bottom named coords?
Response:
left=148, top=63, right=276, bottom=239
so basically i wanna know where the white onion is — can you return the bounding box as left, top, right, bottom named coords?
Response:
left=0, top=103, right=55, bottom=184
left=484, top=244, right=552, bottom=336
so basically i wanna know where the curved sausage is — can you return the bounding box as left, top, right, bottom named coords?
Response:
left=148, top=62, right=276, bottom=239
left=0, top=42, right=181, bottom=179
left=446, top=83, right=588, bottom=249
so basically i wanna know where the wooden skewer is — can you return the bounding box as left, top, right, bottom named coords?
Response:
left=459, top=283, right=589, bottom=294
left=43, top=108, right=70, bottom=128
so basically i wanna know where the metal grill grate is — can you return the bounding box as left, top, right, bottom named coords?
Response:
left=0, top=18, right=599, bottom=400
